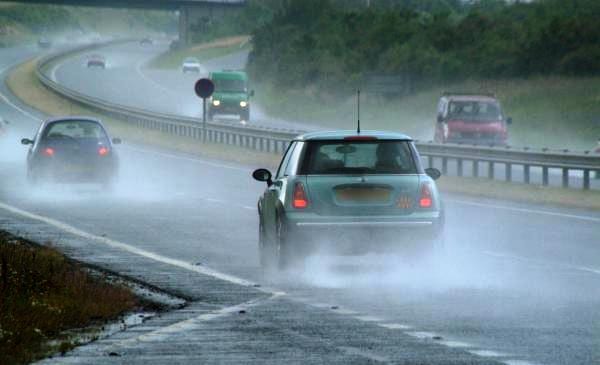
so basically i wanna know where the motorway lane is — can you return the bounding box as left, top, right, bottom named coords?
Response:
left=2, top=48, right=600, bottom=364
left=51, top=41, right=310, bottom=132
left=2, top=133, right=600, bottom=363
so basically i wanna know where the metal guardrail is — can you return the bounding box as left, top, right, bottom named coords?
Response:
left=35, top=42, right=600, bottom=190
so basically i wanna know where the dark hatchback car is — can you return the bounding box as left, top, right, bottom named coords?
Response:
left=21, top=117, right=120, bottom=187
left=253, top=130, right=444, bottom=270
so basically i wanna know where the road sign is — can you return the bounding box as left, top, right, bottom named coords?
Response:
left=195, top=78, right=214, bottom=99
left=195, top=78, right=215, bottom=141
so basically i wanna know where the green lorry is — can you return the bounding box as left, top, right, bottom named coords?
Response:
left=208, top=70, right=254, bottom=122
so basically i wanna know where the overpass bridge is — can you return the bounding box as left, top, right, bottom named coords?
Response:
left=0, top=0, right=247, bottom=44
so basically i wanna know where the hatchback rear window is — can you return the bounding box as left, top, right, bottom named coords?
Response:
left=299, top=140, right=417, bottom=175
left=44, top=121, right=108, bottom=142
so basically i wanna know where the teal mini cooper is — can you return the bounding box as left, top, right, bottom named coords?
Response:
left=253, top=130, right=444, bottom=270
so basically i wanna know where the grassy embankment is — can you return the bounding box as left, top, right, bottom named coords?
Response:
left=0, top=232, right=137, bottom=364
left=256, top=77, right=600, bottom=151
left=148, top=35, right=251, bottom=70
left=6, top=51, right=600, bottom=210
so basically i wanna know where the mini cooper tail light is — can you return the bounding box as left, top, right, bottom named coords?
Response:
left=43, top=147, right=54, bottom=156
left=292, top=182, right=309, bottom=209
left=98, top=146, right=109, bottom=156
left=419, top=183, right=433, bottom=208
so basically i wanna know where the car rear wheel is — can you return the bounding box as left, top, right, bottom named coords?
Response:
left=259, top=215, right=294, bottom=272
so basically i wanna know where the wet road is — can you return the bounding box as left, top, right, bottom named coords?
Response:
left=1, top=46, right=600, bottom=365
left=50, top=40, right=310, bottom=132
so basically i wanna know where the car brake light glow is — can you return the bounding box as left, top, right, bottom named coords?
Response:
left=343, top=136, right=377, bottom=141
left=98, top=147, right=109, bottom=156
left=419, top=183, right=433, bottom=208
left=43, top=147, right=54, bottom=156
left=292, top=182, right=308, bottom=209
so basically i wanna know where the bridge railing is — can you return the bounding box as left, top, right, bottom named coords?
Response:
left=36, top=42, right=600, bottom=190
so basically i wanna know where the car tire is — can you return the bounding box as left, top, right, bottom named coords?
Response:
left=260, top=215, right=294, bottom=272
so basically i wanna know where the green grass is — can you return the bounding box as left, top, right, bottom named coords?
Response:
left=0, top=232, right=138, bottom=364
left=256, top=77, right=600, bottom=151
left=148, top=35, right=251, bottom=70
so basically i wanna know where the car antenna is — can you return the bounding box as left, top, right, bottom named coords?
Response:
left=357, top=89, right=361, bottom=134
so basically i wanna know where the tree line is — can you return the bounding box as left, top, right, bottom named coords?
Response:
left=245, top=0, right=600, bottom=95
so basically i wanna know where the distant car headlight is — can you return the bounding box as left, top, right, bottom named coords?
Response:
left=212, top=100, right=221, bottom=106
left=240, top=101, right=248, bottom=108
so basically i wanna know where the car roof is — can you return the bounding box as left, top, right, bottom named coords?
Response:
left=295, top=130, right=413, bottom=141
left=183, top=57, right=199, bottom=62
left=210, top=71, right=247, bottom=80
left=44, top=116, right=104, bottom=127
left=444, top=95, right=498, bottom=102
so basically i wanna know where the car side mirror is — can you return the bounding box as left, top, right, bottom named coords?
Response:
left=250, top=90, right=255, bottom=97
left=112, top=137, right=122, bottom=145
left=21, top=138, right=33, bottom=145
left=437, top=114, right=443, bottom=123
left=252, top=168, right=272, bottom=186
left=425, top=167, right=441, bottom=180
left=506, top=117, right=513, bottom=125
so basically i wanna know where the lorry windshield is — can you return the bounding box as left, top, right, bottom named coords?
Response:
left=214, top=79, right=246, bottom=93
left=448, top=101, right=502, bottom=121
left=300, top=141, right=417, bottom=175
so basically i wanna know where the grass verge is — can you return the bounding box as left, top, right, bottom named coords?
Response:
left=148, top=35, right=251, bottom=70
left=6, top=57, right=600, bottom=210
left=0, top=232, right=138, bottom=364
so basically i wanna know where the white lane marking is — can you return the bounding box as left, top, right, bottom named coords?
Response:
left=122, top=144, right=249, bottom=172
left=332, top=308, right=359, bottom=315
left=109, top=294, right=282, bottom=347
left=135, top=59, right=181, bottom=98
left=469, top=349, right=507, bottom=357
left=503, top=360, right=541, bottom=365
left=0, top=92, right=41, bottom=122
left=378, top=323, right=412, bottom=330
left=439, top=340, right=472, bottom=348
left=449, top=199, right=600, bottom=223
left=483, top=251, right=600, bottom=277
left=406, top=331, right=439, bottom=339
left=353, top=315, right=384, bottom=322
left=50, top=61, right=59, bottom=82
left=308, top=302, right=332, bottom=309
left=0, top=201, right=282, bottom=294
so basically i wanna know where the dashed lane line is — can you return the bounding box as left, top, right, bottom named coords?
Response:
left=449, top=199, right=600, bottom=223
left=483, top=251, right=600, bottom=277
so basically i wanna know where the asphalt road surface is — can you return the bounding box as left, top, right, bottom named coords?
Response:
left=1, top=46, right=599, bottom=365
left=50, top=40, right=310, bottom=132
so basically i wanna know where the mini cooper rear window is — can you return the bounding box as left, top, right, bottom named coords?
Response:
left=300, top=140, right=417, bottom=175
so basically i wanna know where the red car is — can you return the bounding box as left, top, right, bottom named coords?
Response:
left=434, top=93, right=512, bottom=145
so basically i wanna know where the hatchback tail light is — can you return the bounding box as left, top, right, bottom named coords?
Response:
left=43, top=147, right=54, bottom=156
left=98, top=146, right=109, bottom=156
left=292, top=182, right=309, bottom=209
left=419, top=183, right=433, bottom=208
